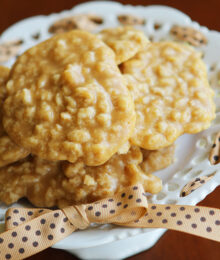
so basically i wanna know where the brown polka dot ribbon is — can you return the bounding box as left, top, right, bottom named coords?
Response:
left=209, top=131, right=220, bottom=165
left=180, top=175, right=214, bottom=197
left=0, top=185, right=219, bottom=259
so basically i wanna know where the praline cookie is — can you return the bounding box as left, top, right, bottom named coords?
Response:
left=122, top=42, right=215, bottom=150
left=3, top=30, right=136, bottom=166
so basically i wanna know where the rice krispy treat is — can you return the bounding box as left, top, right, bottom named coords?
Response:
left=98, top=27, right=149, bottom=64
left=0, top=147, right=162, bottom=208
left=122, top=42, right=215, bottom=150
left=140, top=145, right=175, bottom=174
left=3, top=30, right=136, bottom=166
left=0, top=66, right=29, bottom=167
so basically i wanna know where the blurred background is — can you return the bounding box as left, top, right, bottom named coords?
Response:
left=1, top=0, right=220, bottom=33
left=0, top=1, right=220, bottom=260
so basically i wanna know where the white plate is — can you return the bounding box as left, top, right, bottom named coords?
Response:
left=1, top=1, right=220, bottom=259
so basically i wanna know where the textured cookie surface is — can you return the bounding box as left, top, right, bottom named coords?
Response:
left=0, top=66, right=10, bottom=102
left=3, top=30, right=135, bottom=165
left=0, top=66, right=29, bottom=167
left=122, top=42, right=215, bottom=150
left=140, top=145, right=175, bottom=174
left=98, top=27, right=149, bottom=64
left=0, top=147, right=162, bottom=208
left=0, top=157, right=60, bottom=207
left=61, top=146, right=162, bottom=207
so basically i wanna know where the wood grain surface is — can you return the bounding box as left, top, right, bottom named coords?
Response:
left=0, top=0, right=220, bottom=259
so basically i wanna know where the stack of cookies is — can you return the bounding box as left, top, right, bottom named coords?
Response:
left=0, top=27, right=215, bottom=208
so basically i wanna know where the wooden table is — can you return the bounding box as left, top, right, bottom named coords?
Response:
left=1, top=0, right=220, bottom=259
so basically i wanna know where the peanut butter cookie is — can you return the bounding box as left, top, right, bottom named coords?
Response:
left=122, top=42, right=215, bottom=150
left=0, top=147, right=162, bottom=207
left=98, top=26, right=149, bottom=64
left=3, top=31, right=135, bottom=165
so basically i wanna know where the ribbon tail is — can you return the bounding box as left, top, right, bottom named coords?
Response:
left=0, top=209, right=75, bottom=260
left=120, top=204, right=220, bottom=242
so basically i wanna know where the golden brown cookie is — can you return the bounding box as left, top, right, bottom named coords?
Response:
left=49, top=14, right=103, bottom=34
left=3, top=31, right=136, bottom=166
left=122, top=42, right=215, bottom=150
left=117, top=15, right=145, bottom=26
left=61, top=146, right=162, bottom=207
left=0, top=156, right=61, bottom=206
left=0, top=132, right=30, bottom=168
left=98, top=26, right=149, bottom=64
left=0, top=147, right=162, bottom=208
left=0, top=66, right=29, bottom=167
left=140, top=145, right=175, bottom=174
left=170, top=25, right=207, bottom=47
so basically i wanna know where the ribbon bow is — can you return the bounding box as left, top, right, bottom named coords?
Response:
left=0, top=184, right=219, bottom=259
